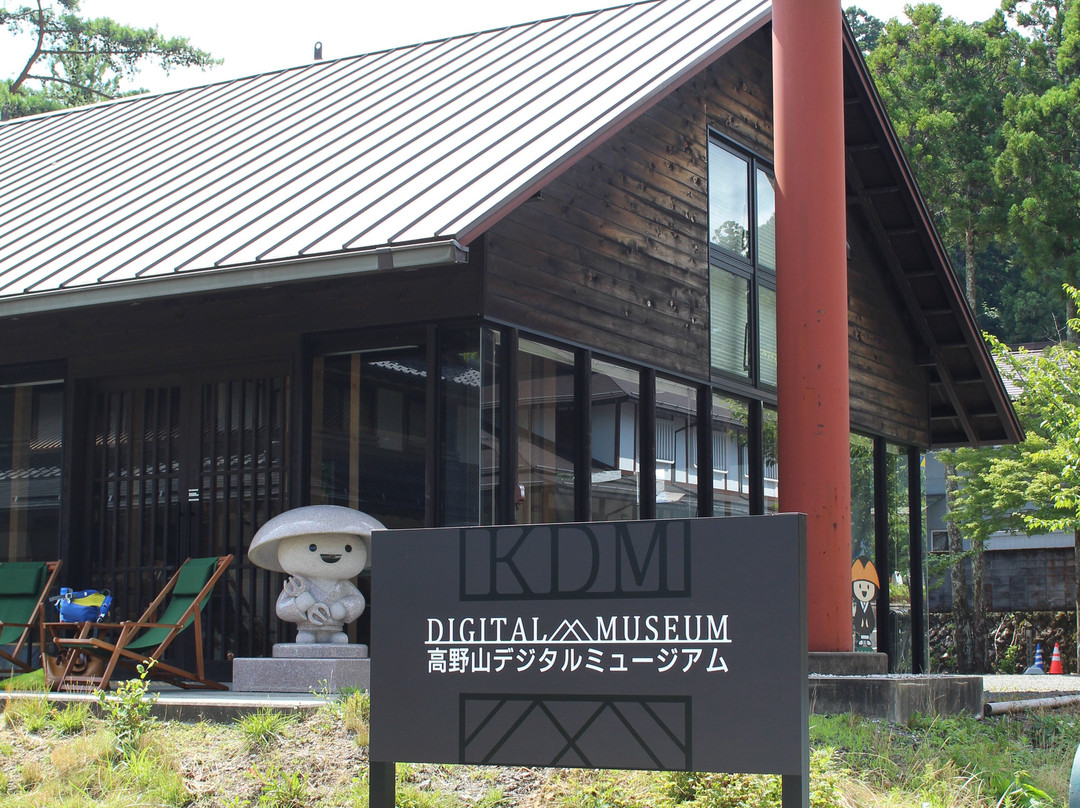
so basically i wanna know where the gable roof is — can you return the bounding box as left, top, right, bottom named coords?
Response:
left=0, top=0, right=1020, bottom=447
left=0, top=0, right=768, bottom=313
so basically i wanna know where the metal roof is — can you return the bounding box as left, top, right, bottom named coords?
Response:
left=0, top=0, right=769, bottom=314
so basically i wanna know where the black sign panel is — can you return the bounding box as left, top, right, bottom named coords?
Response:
left=370, top=515, right=807, bottom=774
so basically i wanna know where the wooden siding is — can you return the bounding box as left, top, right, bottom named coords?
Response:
left=483, top=28, right=932, bottom=447
left=483, top=28, right=773, bottom=379
left=847, top=210, right=931, bottom=446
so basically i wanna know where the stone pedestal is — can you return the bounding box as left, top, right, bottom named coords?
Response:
left=232, top=643, right=370, bottom=693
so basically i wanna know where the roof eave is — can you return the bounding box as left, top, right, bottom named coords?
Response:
left=0, top=239, right=468, bottom=318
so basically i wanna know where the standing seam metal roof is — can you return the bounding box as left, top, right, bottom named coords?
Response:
left=0, top=0, right=770, bottom=307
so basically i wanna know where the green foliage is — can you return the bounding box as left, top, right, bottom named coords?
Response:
left=236, top=707, right=295, bottom=750
left=1, top=0, right=217, bottom=118
left=948, top=287, right=1080, bottom=551
left=844, top=6, right=885, bottom=53
left=97, top=659, right=158, bottom=757
left=996, top=644, right=1022, bottom=674
left=245, top=762, right=310, bottom=808
left=3, top=694, right=51, bottom=732
left=995, top=1, right=1080, bottom=316
left=51, top=700, right=92, bottom=735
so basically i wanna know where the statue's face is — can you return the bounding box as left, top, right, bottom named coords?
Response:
left=853, top=580, right=877, bottom=604
left=277, top=533, right=367, bottom=579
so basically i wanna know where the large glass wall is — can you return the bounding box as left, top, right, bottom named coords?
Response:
left=517, top=339, right=576, bottom=524
left=0, top=380, right=63, bottom=562
left=655, top=377, right=698, bottom=519
left=590, top=358, right=639, bottom=521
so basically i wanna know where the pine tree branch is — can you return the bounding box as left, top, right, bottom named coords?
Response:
left=25, top=74, right=117, bottom=99
left=9, top=0, right=47, bottom=95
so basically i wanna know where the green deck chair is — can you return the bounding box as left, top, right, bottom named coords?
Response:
left=0, top=560, right=61, bottom=673
left=47, top=555, right=233, bottom=691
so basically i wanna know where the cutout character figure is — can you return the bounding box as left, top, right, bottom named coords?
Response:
left=852, top=557, right=879, bottom=651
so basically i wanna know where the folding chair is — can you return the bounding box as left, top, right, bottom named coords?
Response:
left=46, top=555, right=233, bottom=691
left=0, top=560, right=61, bottom=673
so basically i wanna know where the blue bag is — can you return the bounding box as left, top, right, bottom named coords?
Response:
left=51, top=588, right=112, bottom=622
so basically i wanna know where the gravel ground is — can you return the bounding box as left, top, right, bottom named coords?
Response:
left=983, top=673, right=1080, bottom=694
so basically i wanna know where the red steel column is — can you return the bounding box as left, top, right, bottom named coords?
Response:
left=772, top=0, right=852, bottom=651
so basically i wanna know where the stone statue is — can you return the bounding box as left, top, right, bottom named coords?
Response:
left=248, top=505, right=385, bottom=644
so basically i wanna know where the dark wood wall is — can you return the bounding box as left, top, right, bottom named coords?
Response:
left=846, top=211, right=931, bottom=446
left=483, top=29, right=773, bottom=380
left=0, top=266, right=483, bottom=378
left=483, top=26, right=932, bottom=447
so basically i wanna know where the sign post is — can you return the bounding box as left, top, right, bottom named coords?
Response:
left=370, top=515, right=808, bottom=807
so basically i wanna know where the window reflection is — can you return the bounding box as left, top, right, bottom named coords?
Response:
left=517, top=340, right=576, bottom=524
left=655, top=377, right=697, bottom=519
left=310, top=346, right=427, bottom=529
left=0, top=380, right=63, bottom=561
left=711, top=394, right=750, bottom=517
left=590, top=358, right=639, bottom=521
left=759, top=285, right=777, bottom=387
left=764, top=405, right=779, bottom=513
left=756, top=168, right=776, bottom=271
left=710, top=267, right=751, bottom=379
left=708, top=142, right=750, bottom=258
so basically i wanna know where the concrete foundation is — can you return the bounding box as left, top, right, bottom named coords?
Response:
left=809, top=674, right=983, bottom=722
left=231, top=643, right=370, bottom=693
left=809, top=651, right=888, bottom=675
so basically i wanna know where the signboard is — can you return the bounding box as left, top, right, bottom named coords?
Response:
left=370, top=515, right=806, bottom=775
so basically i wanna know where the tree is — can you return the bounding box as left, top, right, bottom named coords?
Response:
left=947, top=285, right=1080, bottom=670
left=867, top=4, right=1018, bottom=314
left=995, top=0, right=1080, bottom=332
left=1, top=0, right=217, bottom=119
left=866, top=4, right=1023, bottom=672
left=844, top=5, right=886, bottom=54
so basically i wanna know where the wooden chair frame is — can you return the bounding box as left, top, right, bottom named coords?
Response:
left=0, top=560, right=61, bottom=673
left=45, top=555, right=233, bottom=691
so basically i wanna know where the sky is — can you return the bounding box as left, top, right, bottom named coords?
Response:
left=2, top=0, right=1007, bottom=96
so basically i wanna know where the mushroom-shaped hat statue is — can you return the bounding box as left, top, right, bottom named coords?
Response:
left=249, top=505, right=385, bottom=644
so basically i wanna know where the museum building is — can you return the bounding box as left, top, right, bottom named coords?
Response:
left=0, top=0, right=1020, bottom=679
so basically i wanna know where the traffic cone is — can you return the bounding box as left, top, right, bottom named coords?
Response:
left=1049, top=642, right=1064, bottom=674
left=1034, top=643, right=1045, bottom=671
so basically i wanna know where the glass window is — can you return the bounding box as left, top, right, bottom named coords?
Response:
left=763, top=405, right=779, bottom=513
left=711, top=393, right=749, bottom=517
left=590, top=358, right=639, bottom=521
left=0, top=380, right=63, bottom=562
left=708, top=137, right=776, bottom=390
left=710, top=267, right=751, bottom=379
left=310, top=346, right=427, bottom=529
left=708, top=142, right=750, bottom=258
left=655, top=377, right=697, bottom=519
left=439, top=329, right=483, bottom=527
left=517, top=339, right=576, bottom=524
left=758, top=284, right=777, bottom=387
left=756, top=168, right=776, bottom=271
left=887, top=442, right=912, bottom=673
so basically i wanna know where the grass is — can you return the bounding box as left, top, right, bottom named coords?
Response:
left=0, top=691, right=1074, bottom=807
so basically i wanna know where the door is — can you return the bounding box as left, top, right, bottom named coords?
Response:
left=83, top=369, right=289, bottom=678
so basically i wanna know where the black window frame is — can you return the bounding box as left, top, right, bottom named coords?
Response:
left=707, top=132, right=777, bottom=390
